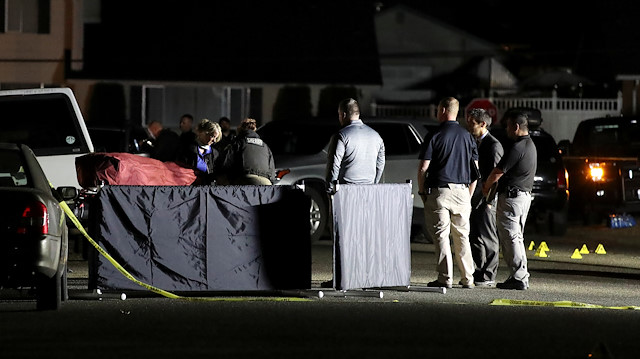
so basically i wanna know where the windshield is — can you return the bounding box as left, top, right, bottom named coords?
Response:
left=0, top=93, right=91, bottom=156
left=531, top=134, right=560, bottom=162
left=258, top=121, right=340, bottom=155
left=572, top=121, right=640, bottom=157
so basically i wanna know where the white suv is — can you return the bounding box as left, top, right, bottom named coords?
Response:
left=258, top=117, right=439, bottom=241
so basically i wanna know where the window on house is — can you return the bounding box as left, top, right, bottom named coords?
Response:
left=0, top=0, right=50, bottom=34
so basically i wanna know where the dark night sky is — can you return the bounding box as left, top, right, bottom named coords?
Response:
left=76, top=0, right=640, bottom=86
left=79, top=1, right=382, bottom=84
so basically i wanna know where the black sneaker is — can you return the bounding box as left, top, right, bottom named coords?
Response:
left=496, top=278, right=528, bottom=290
left=427, top=280, right=452, bottom=289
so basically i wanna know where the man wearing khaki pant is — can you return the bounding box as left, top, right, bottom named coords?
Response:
left=418, top=97, right=479, bottom=289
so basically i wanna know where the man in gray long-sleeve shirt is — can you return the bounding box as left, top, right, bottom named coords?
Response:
left=326, top=98, right=385, bottom=190
left=321, top=98, right=385, bottom=289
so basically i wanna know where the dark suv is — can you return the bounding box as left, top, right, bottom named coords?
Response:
left=492, top=107, right=569, bottom=235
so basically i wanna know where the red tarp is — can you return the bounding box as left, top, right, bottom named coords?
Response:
left=76, top=152, right=198, bottom=188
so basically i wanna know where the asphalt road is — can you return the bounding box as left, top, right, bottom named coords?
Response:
left=2, top=221, right=640, bottom=358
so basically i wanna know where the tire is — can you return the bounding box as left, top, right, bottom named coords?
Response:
left=61, top=225, right=69, bottom=302
left=36, top=271, right=62, bottom=311
left=548, top=210, right=568, bottom=236
left=61, top=265, right=69, bottom=302
left=305, top=185, right=329, bottom=242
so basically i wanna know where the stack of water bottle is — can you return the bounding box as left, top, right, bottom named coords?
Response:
left=608, top=213, right=637, bottom=228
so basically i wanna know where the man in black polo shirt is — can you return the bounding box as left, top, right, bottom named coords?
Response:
left=483, top=110, right=537, bottom=290
left=418, top=97, right=479, bottom=289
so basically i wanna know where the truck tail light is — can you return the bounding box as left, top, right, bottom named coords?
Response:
left=17, top=201, right=49, bottom=235
left=557, top=168, right=568, bottom=189
left=589, top=163, right=605, bottom=182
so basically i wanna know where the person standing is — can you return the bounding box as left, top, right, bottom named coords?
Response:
left=221, top=118, right=275, bottom=185
left=466, top=108, right=504, bottom=287
left=215, top=116, right=237, bottom=153
left=322, top=98, right=385, bottom=289
left=178, top=114, right=196, bottom=145
left=326, top=98, right=385, bottom=190
left=483, top=110, right=537, bottom=290
left=417, top=97, right=478, bottom=289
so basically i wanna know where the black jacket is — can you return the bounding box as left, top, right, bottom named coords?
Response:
left=177, top=143, right=220, bottom=184
left=472, top=132, right=504, bottom=207
left=222, top=130, right=275, bottom=182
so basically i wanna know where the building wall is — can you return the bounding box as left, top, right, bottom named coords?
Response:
left=619, top=79, right=640, bottom=117
left=375, top=5, right=497, bottom=74
left=0, top=0, right=69, bottom=85
left=374, top=5, right=500, bottom=103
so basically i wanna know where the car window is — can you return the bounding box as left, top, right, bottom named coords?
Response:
left=0, top=93, right=91, bottom=156
left=0, top=149, right=30, bottom=187
left=423, top=124, right=439, bottom=135
left=258, top=121, right=340, bottom=155
left=367, top=123, right=421, bottom=155
left=531, top=134, right=559, bottom=161
left=573, top=122, right=640, bottom=157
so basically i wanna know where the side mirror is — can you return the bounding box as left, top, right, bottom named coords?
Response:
left=557, top=140, right=571, bottom=156
left=57, top=186, right=78, bottom=201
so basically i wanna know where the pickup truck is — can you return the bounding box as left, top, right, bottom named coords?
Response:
left=0, top=88, right=95, bottom=190
left=0, top=88, right=95, bottom=254
left=560, top=116, right=640, bottom=223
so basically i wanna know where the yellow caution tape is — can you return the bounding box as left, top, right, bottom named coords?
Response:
left=491, top=298, right=640, bottom=310
left=57, top=190, right=309, bottom=302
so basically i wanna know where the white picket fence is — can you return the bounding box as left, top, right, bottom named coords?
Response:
left=372, top=91, right=623, bottom=142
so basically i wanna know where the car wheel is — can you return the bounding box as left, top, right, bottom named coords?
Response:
left=36, top=271, right=62, bottom=311
left=305, top=185, right=329, bottom=242
left=548, top=210, right=568, bottom=236
left=61, top=264, right=69, bottom=302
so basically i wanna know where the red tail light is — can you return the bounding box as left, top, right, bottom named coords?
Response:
left=17, top=201, right=49, bottom=234
left=275, top=169, right=291, bottom=180
left=557, top=168, right=568, bottom=189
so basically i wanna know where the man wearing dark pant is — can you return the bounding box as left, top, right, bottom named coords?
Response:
left=483, top=110, right=537, bottom=290
left=466, top=108, right=504, bottom=287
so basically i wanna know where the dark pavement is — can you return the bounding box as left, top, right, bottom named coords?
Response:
left=62, top=220, right=640, bottom=307
left=2, top=221, right=640, bottom=358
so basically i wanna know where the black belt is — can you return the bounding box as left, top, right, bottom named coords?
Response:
left=502, top=187, right=532, bottom=198
left=434, top=183, right=468, bottom=189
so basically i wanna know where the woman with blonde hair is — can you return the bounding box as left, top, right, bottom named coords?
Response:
left=177, top=118, right=222, bottom=184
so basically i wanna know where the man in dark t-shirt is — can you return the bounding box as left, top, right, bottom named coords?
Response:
left=483, top=110, right=537, bottom=290
left=418, top=97, right=478, bottom=289
left=466, top=108, right=504, bottom=287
